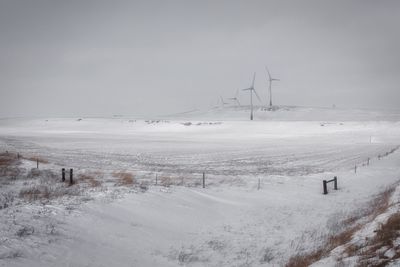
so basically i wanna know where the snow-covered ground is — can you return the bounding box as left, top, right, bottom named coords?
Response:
left=1, top=107, right=400, bottom=266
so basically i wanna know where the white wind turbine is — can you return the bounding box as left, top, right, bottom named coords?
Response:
left=265, top=66, right=280, bottom=108
left=242, top=72, right=261, bottom=120
left=228, top=90, right=241, bottom=107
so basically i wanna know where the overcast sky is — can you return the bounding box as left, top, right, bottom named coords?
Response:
left=0, top=0, right=399, bottom=117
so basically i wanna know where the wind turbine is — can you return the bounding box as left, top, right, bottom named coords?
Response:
left=228, top=90, right=241, bottom=106
left=265, top=66, right=280, bottom=108
left=242, top=72, right=261, bottom=120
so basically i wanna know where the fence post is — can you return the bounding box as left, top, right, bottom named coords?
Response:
left=202, top=172, right=205, bottom=188
left=17, top=153, right=20, bottom=159
left=367, top=158, right=370, bottom=166
left=258, top=178, right=261, bottom=190
left=62, top=168, right=65, bottom=182
left=155, top=173, right=158, bottom=185
left=323, top=180, right=328, bottom=195
left=37, top=158, right=39, bottom=169
left=334, top=176, right=338, bottom=190
left=69, top=168, right=73, bottom=185
left=354, top=165, right=357, bottom=173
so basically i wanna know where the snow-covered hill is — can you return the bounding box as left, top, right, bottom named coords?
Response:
left=164, top=105, right=400, bottom=121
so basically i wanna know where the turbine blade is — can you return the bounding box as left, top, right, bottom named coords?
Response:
left=251, top=72, right=256, bottom=88
left=253, top=89, right=262, bottom=102
left=265, top=66, right=272, bottom=80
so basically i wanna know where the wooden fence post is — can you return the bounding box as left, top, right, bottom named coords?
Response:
left=202, top=172, right=205, bottom=188
left=69, top=168, right=73, bottom=185
left=62, top=168, right=65, bottom=182
left=37, top=158, right=39, bottom=169
left=323, top=180, right=328, bottom=195
left=334, top=176, right=338, bottom=190
left=354, top=165, right=357, bottom=173
left=257, top=178, right=261, bottom=190
left=367, top=158, right=370, bottom=166
left=155, top=173, right=158, bottom=185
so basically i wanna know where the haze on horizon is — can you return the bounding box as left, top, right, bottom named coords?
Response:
left=0, top=0, right=399, bottom=118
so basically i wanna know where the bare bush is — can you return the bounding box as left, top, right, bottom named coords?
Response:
left=16, top=225, right=34, bottom=237
left=177, top=248, right=200, bottom=264
left=0, top=250, right=23, bottom=259
left=139, top=181, right=149, bottom=192
left=0, top=191, right=15, bottom=209
left=260, top=247, right=275, bottom=263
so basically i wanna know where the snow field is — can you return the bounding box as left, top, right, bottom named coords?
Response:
left=1, top=115, right=400, bottom=266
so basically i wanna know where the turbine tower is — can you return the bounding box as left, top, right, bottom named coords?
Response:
left=242, top=73, right=261, bottom=120
left=265, top=66, right=280, bottom=108
left=228, top=90, right=241, bottom=107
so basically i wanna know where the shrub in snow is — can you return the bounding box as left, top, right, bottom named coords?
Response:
left=16, top=225, right=34, bottom=237
left=0, top=191, right=15, bottom=209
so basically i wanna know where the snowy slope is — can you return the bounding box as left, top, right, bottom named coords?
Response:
left=1, top=107, right=400, bottom=266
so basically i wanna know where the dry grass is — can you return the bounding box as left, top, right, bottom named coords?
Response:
left=285, top=185, right=397, bottom=267
left=79, top=173, right=101, bottom=187
left=286, top=225, right=362, bottom=267
left=19, top=184, right=81, bottom=201
left=374, top=213, right=400, bottom=247
left=113, top=171, right=136, bottom=186
left=369, top=187, right=395, bottom=218
left=19, top=185, right=51, bottom=200
left=159, top=176, right=173, bottom=187
left=23, top=156, right=49, bottom=164
left=0, top=152, right=21, bottom=180
left=355, top=212, right=400, bottom=266
left=0, top=152, right=17, bottom=167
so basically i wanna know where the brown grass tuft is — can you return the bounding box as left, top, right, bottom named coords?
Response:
left=0, top=152, right=17, bottom=167
left=79, top=174, right=101, bottom=187
left=113, top=171, right=135, bottom=186
left=160, top=176, right=173, bottom=187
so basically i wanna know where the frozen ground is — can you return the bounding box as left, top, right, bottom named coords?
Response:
left=1, top=106, right=400, bottom=266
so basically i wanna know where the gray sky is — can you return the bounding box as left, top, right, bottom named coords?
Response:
left=0, top=0, right=399, bottom=117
